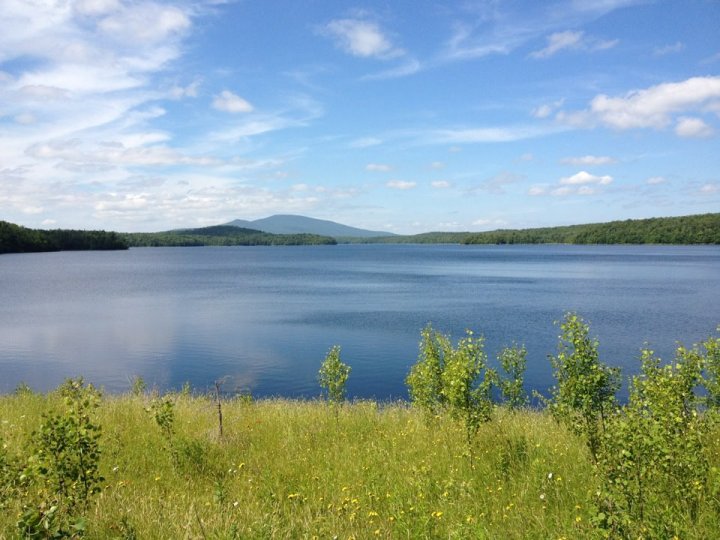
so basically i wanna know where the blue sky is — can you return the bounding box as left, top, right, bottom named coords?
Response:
left=1, top=0, right=719, bottom=234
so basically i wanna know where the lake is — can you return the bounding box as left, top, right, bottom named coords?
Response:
left=1, top=244, right=719, bottom=400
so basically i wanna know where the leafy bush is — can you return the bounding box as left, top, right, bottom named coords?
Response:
left=318, top=345, right=351, bottom=407
left=407, top=326, right=496, bottom=450
left=406, top=325, right=450, bottom=417
left=440, top=330, right=495, bottom=447
left=699, top=328, right=720, bottom=409
left=148, top=395, right=175, bottom=440
left=546, top=313, right=620, bottom=460
left=18, top=378, right=103, bottom=537
left=498, top=344, right=528, bottom=410
left=595, top=347, right=707, bottom=538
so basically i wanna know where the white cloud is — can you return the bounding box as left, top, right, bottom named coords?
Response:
left=386, top=180, right=416, bottom=190
left=430, top=161, right=445, bottom=169
left=324, top=18, right=401, bottom=59
left=559, top=171, right=613, bottom=185
left=366, top=163, right=392, bottom=172
left=646, top=176, right=667, bottom=185
left=563, top=76, right=720, bottom=130
left=675, top=116, right=714, bottom=138
left=530, top=171, right=613, bottom=197
left=700, top=183, right=719, bottom=194
left=561, top=155, right=616, bottom=166
left=530, top=31, right=584, bottom=59
left=212, top=91, right=254, bottom=113
left=431, top=180, right=451, bottom=189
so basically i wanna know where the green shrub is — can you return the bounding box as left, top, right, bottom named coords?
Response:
left=318, top=345, right=351, bottom=407
left=406, top=325, right=450, bottom=417
left=700, top=328, right=720, bottom=409
left=407, top=326, right=496, bottom=451
left=18, top=378, right=103, bottom=538
left=546, top=313, right=620, bottom=460
left=595, top=347, right=707, bottom=538
left=440, top=329, right=495, bottom=446
left=498, top=344, right=528, bottom=411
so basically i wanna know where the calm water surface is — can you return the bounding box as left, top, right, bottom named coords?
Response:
left=1, top=244, right=718, bottom=399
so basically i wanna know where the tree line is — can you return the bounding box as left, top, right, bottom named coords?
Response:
left=463, top=213, right=720, bottom=245
left=342, top=212, right=720, bottom=245
left=0, top=221, right=128, bottom=254
left=123, top=225, right=337, bottom=247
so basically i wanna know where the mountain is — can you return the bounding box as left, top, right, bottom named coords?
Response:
left=225, top=214, right=395, bottom=238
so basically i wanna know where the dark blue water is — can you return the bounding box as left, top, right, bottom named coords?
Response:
left=1, top=244, right=718, bottom=399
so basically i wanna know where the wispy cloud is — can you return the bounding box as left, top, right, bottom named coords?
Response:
left=529, top=30, right=618, bottom=59
left=208, top=97, right=323, bottom=143
left=699, top=182, right=720, bottom=194
left=471, top=172, right=525, bottom=195
left=654, top=41, right=685, bottom=56
left=366, top=163, right=392, bottom=172
left=386, top=180, right=416, bottom=190
left=349, top=136, right=383, bottom=148
left=439, top=1, right=634, bottom=64
left=361, top=58, right=422, bottom=80
left=561, top=155, right=617, bottom=166
left=212, top=90, right=253, bottom=113
left=418, top=124, right=569, bottom=144
left=529, top=30, right=584, bottom=59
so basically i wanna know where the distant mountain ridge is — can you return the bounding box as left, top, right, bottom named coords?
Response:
left=225, top=214, right=395, bottom=238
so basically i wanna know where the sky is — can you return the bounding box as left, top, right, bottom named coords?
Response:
left=1, top=0, right=719, bottom=234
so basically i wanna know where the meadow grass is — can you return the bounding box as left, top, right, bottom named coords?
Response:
left=1, top=390, right=719, bottom=539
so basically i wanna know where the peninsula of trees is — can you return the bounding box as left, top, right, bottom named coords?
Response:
left=0, top=220, right=128, bottom=254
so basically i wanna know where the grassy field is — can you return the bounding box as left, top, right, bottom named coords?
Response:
left=1, top=388, right=719, bottom=539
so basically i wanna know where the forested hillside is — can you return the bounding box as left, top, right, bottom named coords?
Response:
left=0, top=221, right=128, bottom=254
left=463, top=213, right=720, bottom=245
left=123, top=225, right=337, bottom=247
left=344, top=213, right=720, bottom=245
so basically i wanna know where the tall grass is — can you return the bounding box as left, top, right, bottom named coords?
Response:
left=2, top=390, right=718, bottom=539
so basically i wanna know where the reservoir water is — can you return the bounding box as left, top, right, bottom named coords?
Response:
left=1, top=244, right=718, bottom=399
